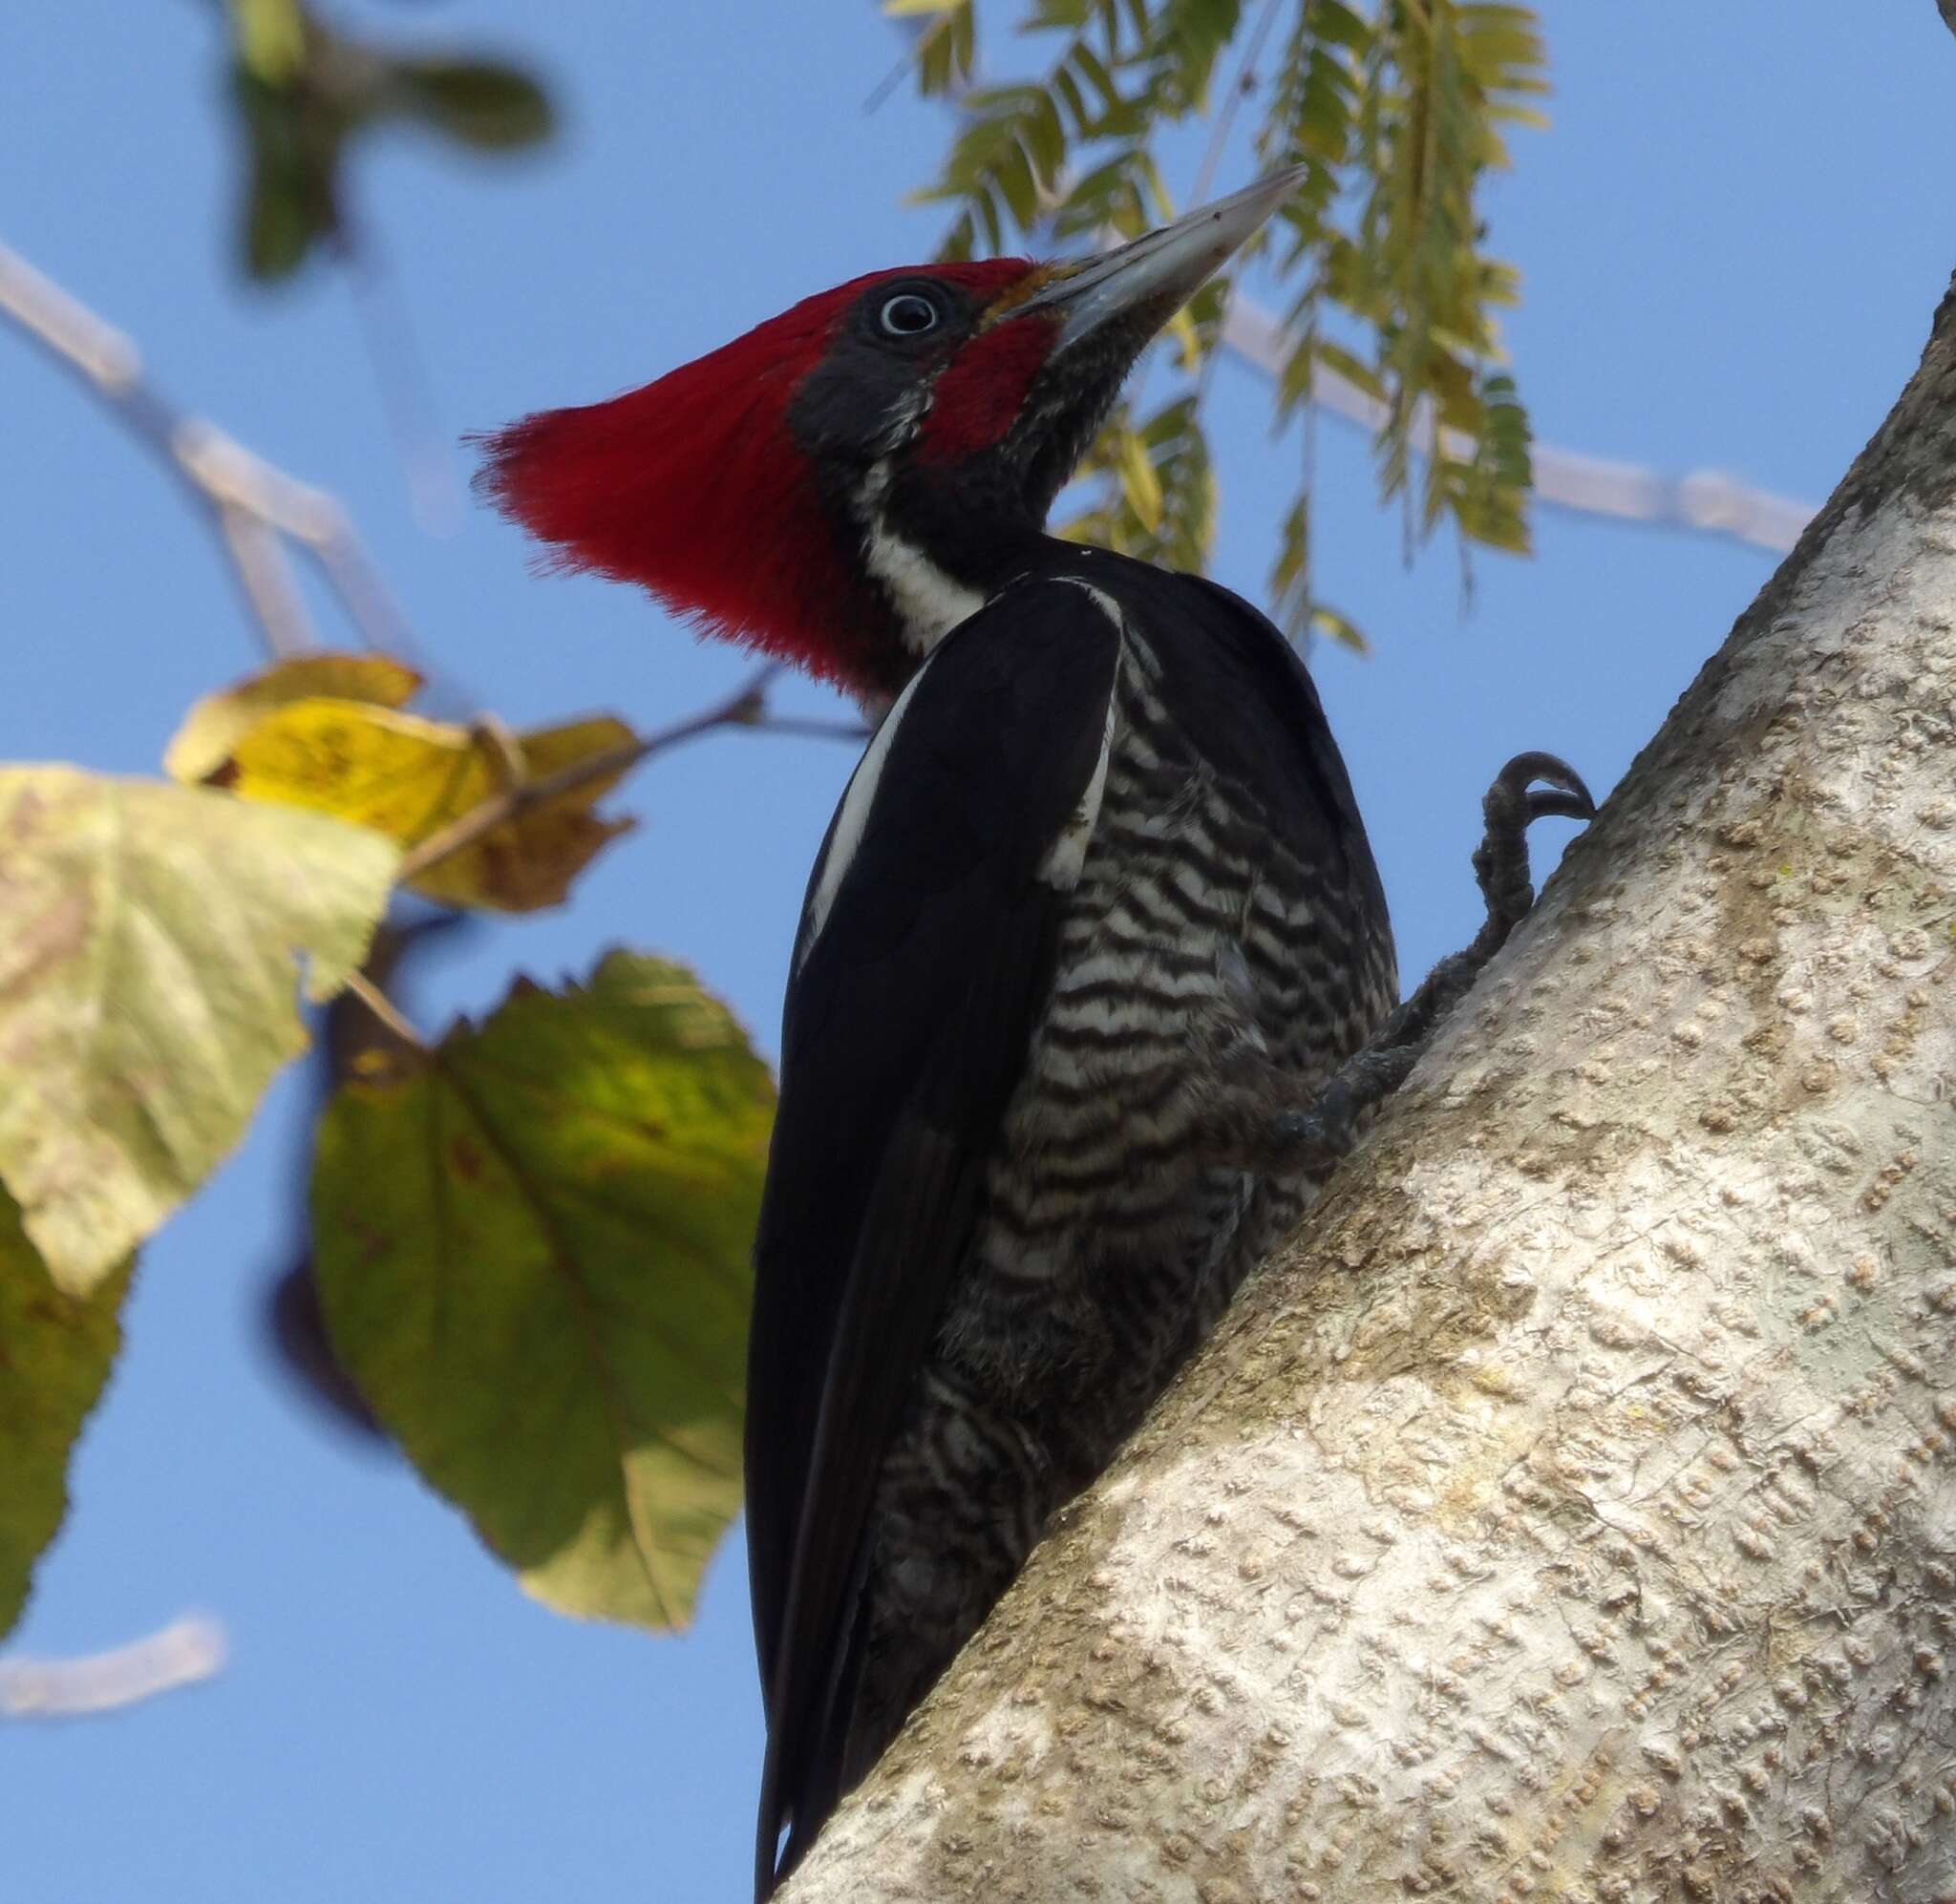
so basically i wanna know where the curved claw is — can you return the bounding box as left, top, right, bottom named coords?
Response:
left=1472, top=749, right=1598, bottom=936
left=1525, top=788, right=1597, bottom=824
left=1489, top=750, right=1598, bottom=825
left=1280, top=753, right=1596, bottom=1173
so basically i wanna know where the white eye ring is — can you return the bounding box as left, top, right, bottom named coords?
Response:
left=879, top=293, right=940, bottom=337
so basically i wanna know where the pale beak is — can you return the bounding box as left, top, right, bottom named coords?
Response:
left=1018, top=166, right=1308, bottom=354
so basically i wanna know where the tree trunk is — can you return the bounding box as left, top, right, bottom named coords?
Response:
left=783, top=266, right=1956, bottom=1904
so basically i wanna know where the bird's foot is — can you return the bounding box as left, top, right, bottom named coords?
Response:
left=1471, top=751, right=1597, bottom=949
left=1269, top=751, right=1598, bottom=1171
left=1266, top=1042, right=1421, bottom=1169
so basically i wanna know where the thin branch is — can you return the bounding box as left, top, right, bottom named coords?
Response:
left=864, top=1, right=970, bottom=114
left=216, top=505, right=315, bottom=656
left=392, top=662, right=864, bottom=887
left=1182, top=0, right=1286, bottom=429
left=864, top=42, right=924, bottom=114
left=336, top=208, right=463, bottom=536
left=0, top=1614, right=227, bottom=1721
left=0, top=238, right=425, bottom=663
left=1218, top=291, right=1818, bottom=553
left=1189, top=0, right=1284, bottom=210
left=750, top=712, right=875, bottom=744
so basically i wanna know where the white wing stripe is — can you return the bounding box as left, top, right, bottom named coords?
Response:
left=1036, top=582, right=1123, bottom=890
left=798, top=655, right=935, bottom=965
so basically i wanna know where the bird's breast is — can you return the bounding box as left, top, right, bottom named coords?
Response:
left=942, top=630, right=1389, bottom=1395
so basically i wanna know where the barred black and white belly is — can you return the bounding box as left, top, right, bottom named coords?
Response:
left=840, top=613, right=1395, bottom=1780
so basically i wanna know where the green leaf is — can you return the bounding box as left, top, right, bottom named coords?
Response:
left=0, top=1187, right=132, bottom=1640
left=312, top=953, right=774, bottom=1631
left=919, top=2, right=1165, bottom=257
left=1264, top=0, right=1545, bottom=562
left=0, top=767, right=397, bottom=1295
left=389, top=59, right=556, bottom=152
left=1310, top=603, right=1370, bottom=652
left=1113, top=420, right=1165, bottom=532
left=244, top=171, right=319, bottom=282
left=225, top=7, right=557, bottom=281
left=915, top=0, right=978, bottom=97
left=1269, top=490, right=1312, bottom=639
left=1060, top=387, right=1217, bottom=574
left=1141, top=0, right=1244, bottom=116
left=233, top=66, right=345, bottom=283
left=1312, top=336, right=1389, bottom=405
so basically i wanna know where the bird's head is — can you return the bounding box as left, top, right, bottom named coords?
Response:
left=477, top=169, right=1302, bottom=701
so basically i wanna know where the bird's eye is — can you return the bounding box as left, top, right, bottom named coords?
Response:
left=879, top=293, right=941, bottom=338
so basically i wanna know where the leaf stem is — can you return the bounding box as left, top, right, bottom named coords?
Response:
left=1189, top=0, right=1285, bottom=210
left=392, top=663, right=867, bottom=888
left=341, top=969, right=426, bottom=1049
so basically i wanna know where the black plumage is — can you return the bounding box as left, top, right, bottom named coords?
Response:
left=749, top=547, right=1396, bottom=1890
left=473, top=168, right=1591, bottom=1899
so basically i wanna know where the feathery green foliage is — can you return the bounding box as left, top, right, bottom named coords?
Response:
left=901, top=0, right=1546, bottom=642
left=887, top=0, right=981, bottom=98
left=1059, top=391, right=1218, bottom=572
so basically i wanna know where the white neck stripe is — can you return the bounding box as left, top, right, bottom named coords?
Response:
left=863, top=520, right=986, bottom=656
left=855, top=456, right=986, bottom=657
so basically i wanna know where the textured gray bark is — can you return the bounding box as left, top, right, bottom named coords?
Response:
left=783, top=243, right=1956, bottom=1904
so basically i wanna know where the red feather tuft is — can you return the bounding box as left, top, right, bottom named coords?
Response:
left=474, top=261, right=1036, bottom=691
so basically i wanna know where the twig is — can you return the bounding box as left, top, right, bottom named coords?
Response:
left=864, top=42, right=923, bottom=114
left=393, top=662, right=826, bottom=886
left=1189, top=0, right=1283, bottom=210
left=1182, top=0, right=1286, bottom=420
left=749, top=713, right=874, bottom=743
left=1218, top=292, right=1818, bottom=554
left=0, top=238, right=423, bottom=664
left=0, top=1614, right=227, bottom=1721
left=864, top=2, right=970, bottom=114
left=216, top=504, right=314, bottom=656
left=336, top=208, right=463, bottom=535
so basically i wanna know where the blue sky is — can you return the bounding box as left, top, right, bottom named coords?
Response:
left=5, top=5, right=1953, bottom=1900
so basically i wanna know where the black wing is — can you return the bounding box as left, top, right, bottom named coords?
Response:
left=747, top=579, right=1121, bottom=1893
left=1139, top=566, right=1390, bottom=939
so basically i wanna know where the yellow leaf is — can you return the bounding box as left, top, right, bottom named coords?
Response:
left=228, top=0, right=306, bottom=84
left=164, top=652, right=422, bottom=785
left=1163, top=306, right=1202, bottom=373
left=222, top=701, right=636, bottom=913
left=882, top=0, right=965, bottom=14
left=0, top=768, right=396, bottom=1293
left=1114, top=427, right=1164, bottom=533
left=1310, top=604, right=1371, bottom=654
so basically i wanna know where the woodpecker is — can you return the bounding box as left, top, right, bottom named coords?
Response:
left=478, top=169, right=1593, bottom=1898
